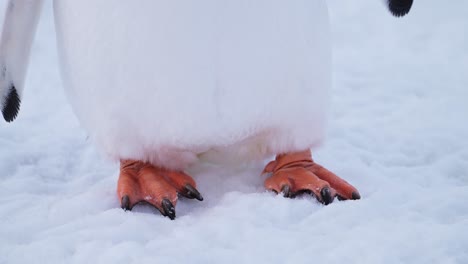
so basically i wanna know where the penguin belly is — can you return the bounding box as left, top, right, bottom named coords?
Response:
left=53, top=0, right=331, bottom=169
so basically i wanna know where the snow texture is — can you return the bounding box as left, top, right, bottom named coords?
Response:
left=1, top=0, right=468, bottom=263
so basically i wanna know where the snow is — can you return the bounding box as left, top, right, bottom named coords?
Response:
left=1, top=0, right=468, bottom=263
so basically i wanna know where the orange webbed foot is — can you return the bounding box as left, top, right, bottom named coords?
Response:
left=117, top=160, right=203, bottom=220
left=263, top=150, right=360, bottom=205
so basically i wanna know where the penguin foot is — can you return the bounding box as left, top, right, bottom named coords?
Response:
left=117, top=160, right=203, bottom=220
left=263, top=150, right=360, bottom=205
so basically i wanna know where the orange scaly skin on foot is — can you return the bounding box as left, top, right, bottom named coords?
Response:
left=118, top=150, right=358, bottom=219
left=263, top=150, right=360, bottom=204
left=117, top=160, right=203, bottom=220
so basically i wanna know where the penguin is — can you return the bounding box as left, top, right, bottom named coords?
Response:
left=0, top=0, right=413, bottom=220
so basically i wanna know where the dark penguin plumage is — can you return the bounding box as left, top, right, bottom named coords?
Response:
left=2, top=85, right=20, bottom=122
left=387, top=0, right=413, bottom=17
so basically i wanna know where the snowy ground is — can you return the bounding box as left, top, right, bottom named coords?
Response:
left=1, top=0, right=468, bottom=263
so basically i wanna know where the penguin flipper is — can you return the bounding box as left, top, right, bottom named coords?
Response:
left=0, top=0, right=44, bottom=122
left=2, top=84, right=20, bottom=122
left=386, top=0, right=413, bottom=17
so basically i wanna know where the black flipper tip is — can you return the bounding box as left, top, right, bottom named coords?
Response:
left=2, top=85, right=21, bottom=122
left=387, top=0, right=413, bottom=17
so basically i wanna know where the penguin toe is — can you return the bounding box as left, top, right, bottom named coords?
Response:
left=161, top=199, right=176, bottom=220
left=117, top=160, right=202, bottom=220
left=121, top=195, right=132, bottom=211
left=183, top=184, right=204, bottom=201
left=263, top=151, right=360, bottom=205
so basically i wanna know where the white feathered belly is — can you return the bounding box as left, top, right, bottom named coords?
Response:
left=53, top=0, right=331, bottom=169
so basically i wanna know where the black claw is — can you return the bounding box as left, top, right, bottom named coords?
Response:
left=184, top=184, right=204, bottom=201
left=351, top=191, right=361, bottom=200
left=161, top=199, right=176, bottom=220
left=387, top=0, right=413, bottom=17
left=320, top=187, right=334, bottom=205
left=281, top=185, right=292, bottom=198
left=121, top=195, right=131, bottom=211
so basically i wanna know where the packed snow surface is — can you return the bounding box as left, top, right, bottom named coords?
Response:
left=1, top=0, right=467, bottom=263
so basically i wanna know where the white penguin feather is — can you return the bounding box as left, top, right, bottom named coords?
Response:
left=53, top=0, right=332, bottom=169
